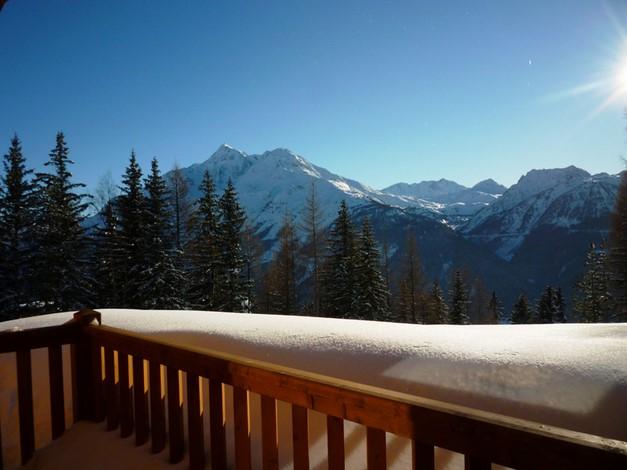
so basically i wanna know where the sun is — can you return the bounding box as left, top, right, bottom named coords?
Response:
left=615, top=60, right=627, bottom=95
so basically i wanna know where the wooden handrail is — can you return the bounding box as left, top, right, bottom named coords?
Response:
left=0, top=313, right=626, bottom=470
left=0, top=322, right=81, bottom=353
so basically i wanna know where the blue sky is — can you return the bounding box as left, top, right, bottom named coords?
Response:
left=1, top=0, right=627, bottom=191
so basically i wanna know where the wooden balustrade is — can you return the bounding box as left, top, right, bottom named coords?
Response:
left=0, top=310, right=626, bottom=469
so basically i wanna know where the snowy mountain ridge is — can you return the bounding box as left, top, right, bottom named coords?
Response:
left=462, top=167, right=619, bottom=260
left=168, top=144, right=512, bottom=240
left=160, top=144, right=619, bottom=309
left=167, top=145, right=618, bottom=254
left=382, top=177, right=507, bottom=222
left=173, top=145, right=381, bottom=240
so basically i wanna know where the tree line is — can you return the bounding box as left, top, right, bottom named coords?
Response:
left=0, top=132, right=626, bottom=324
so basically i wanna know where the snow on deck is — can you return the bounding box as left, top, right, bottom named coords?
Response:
left=1, top=310, right=626, bottom=469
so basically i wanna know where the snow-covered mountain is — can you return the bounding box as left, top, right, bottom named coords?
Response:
left=382, top=178, right=507, bottom=222
left=462, top=166, right=619, bottom=260
left=169, top=145, right=513, bottom=240
left=163, top=145, right=618, bottom=310
left=168, top=144, right=442, bottom=240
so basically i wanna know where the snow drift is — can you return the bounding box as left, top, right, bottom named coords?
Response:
left=1, top=310, right=626, bottom=469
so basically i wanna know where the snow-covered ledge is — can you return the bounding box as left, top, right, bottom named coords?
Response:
left=1, top=310, right=626, bottom=469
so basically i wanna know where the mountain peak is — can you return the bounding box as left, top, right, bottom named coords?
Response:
left=472, top=179, right=507, bottom=194
left=210, top=143, right=247, bottom=159
left=513, top=166, right=590, bottom=198
left=382, top=179, right=467, bottom=199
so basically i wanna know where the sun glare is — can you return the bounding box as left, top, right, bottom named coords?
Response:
left=615, top=60, right=627, bottom=95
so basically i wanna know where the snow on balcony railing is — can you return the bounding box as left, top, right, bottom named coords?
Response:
left=0, top=309, right=626, bottom=469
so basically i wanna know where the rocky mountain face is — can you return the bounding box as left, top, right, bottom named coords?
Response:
left=462, top=167, right=618, bottom=260
left=166, top=145, right=619, bottom=313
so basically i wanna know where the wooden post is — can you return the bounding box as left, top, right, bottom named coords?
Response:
left=292, top=404, right=309, bottom=470
left=16, top=349, right=35, bottom=465
left=186, top=372, right=205, bottom=470
left=261, top=395, right=279, bottom=470
left=118, top=352, right=133, bottom=438
left=465, top=455, right=491, bottom=470
left=132, top=356, right=149, bottom=446
left=412, top=440, right=434, bottom=470
left=167, top=367, right=184, bottom=463
left=327, top=415, right=345, bottom=470
left=209, top=380, right=227, bottom=470
left=71, top=309, right=103, bottom=422
left=105, top=348, right=119, bottom=430
left=234, top=386, right=251, bottom=470
left=48, top=344, right=65, bottom=439
left=367, top=427, right=386, bottom=470
left=150, top=362, right=166, bottom=453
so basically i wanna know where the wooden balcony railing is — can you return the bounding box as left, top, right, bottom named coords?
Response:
left=0, top=309, right=626, bottom=469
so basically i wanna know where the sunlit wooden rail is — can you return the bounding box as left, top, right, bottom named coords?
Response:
left=1, top=309, right=626, bottom=469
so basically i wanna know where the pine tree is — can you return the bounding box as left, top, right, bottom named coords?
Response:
left=168, top=164, right=192, bottom=250
left=0, top=135, right=36, bottom=318
left=240, top=223, right=262, bottom=313
left=263, top=212, right=299, bottom=315
left=92, top=201, right=124, bottom=307
left=535, top=286, right=556, bottom=323
left=511, top=294, right=530, bottom=324
left=486, top=291, right=502, bottom=324
left=425, top=281, right=448, bottom=324
left=381, top=238, right=392, bottom=313
left=448, top=270, right=469, bottom=324
left=258, top=263, right=278, bottom=314
left=469, top=277, right=489, bottom=324
left=31, top=132, right=92, bottom=312
left=116, top=151, right=147, bottom=308
left=187, top=171, right=220, bottom=310
left=139, top=158, right=185, bottom=309
left=573, top=243, right=612, bottom=322
left=608, top=168, right=627, bottom=321
left=301, top=181, right=324, bottom=315
left=321, top=200, right=356, bottom=318
left=554, top=287, right=566, bottom=323
left=396, top=232, right=426, bottom=323
left=214, top=179, right=249, bottom=312
left=354, top=217, right=390, bottom=320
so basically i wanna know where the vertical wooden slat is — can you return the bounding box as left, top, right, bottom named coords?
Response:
left=209, top=380, right=227, bottom=470
left=48, top=344, right=65, bottom=439
left=261, top=395, right=278, bottom=470
left=150, top=362, right=166, bottom=453
left=412, top=440, right=434, bottom=470
left=464, top=455, right=491, bottom=470
left=104, top=347, right=119, bottom=430
left=16, top=349, right=35, bottom=465
left=167, top=367, right=184, bottom=463
left=91, top=344, right=105, bottom=421
left=118, top=352, right=133, bottom=438
left=133, top=356, right=149, bottom=446
left=367, top=427, right=386, bottom=470
left=327, top=415, right=345, bottom=470
left=292, top=404, right=309, bottom=470
left=234, top=386, right=251, bottom=470
left=72, top=337, right=103, bottom=422
left=0, top=416, right=3, bottom=470
left=187, top=372, right=204, bottom=470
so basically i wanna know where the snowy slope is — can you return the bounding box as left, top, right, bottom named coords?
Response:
left=1, top=311, right=626, bottom=470
left=462, top=167, right=620, bottom=260
left=382, top=178, right=506, bottom=220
